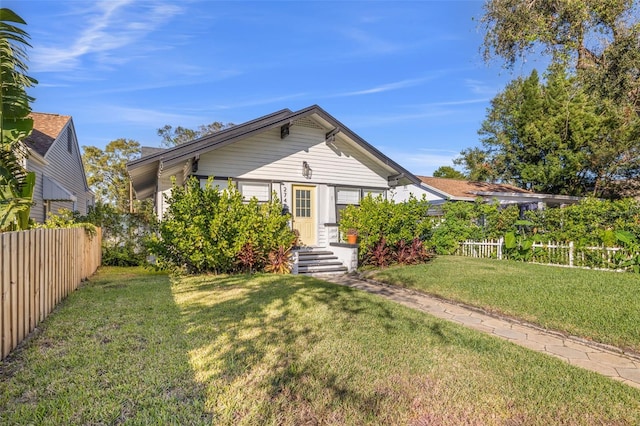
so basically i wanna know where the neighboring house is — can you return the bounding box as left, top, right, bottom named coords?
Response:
left=394, top=176, right=583, bottom=210
left=127, top=105, right=421, bottom=273
left=23, top=112, right=94, bottom=223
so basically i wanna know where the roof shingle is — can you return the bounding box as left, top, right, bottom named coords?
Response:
left=23, top=112, right=70, bottom=157
left=418, top=176, right=531, bottom=199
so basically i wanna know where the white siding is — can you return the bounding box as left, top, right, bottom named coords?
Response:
left=197, top=126, right=390, bottom=188
left=157, top=168, right=184, bottom=219
left=25, top=160, right=46, bottom=223
left=390, top=184, right=446, bottom=203
left=27, top=120, right=93, bottom=222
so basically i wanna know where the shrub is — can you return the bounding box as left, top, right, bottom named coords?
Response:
left=339, top=194, right=432, bottom=264
left=148, top=177, right=295, bottom=274
left=264, top=245, right=293, bottom=274
left=83, top=202, right=154, bottom=267
left=338, top=194, right=434, bottom=267
left=429, top=199, right=520, bottom=254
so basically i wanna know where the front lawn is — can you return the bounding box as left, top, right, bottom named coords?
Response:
left=1, top=267, right=639, bottom=424
left=372, top=256, right=640, bottom=353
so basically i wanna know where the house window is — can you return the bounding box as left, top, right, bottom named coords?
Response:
left=200, top=178, right=232, bottom=191
left=335, top=187, right=386, bottom=222
left=239, top=181, right=271, bottom=202
left=295, top=188, right=312, bottom=217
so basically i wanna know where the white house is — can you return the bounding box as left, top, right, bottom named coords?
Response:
left=393, top=176, right=583, bottom=212
left=23, top=112, right=94, bottom=223
left=127, top=105, right=423, bottom=273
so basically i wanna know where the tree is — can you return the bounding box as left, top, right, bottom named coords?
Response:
left=453, top=147, right=497, bottom=182
left=467, top=67, right=639, bottom=196
left=0, top=8, right=37, bottom=230
left=481, top=0, right=636, bottom=71
left=157, top=121, right=234, bottom=147
left=432, top=166, right=467, bottom=180
left=82, top=139, right=141, bottom=212
left=478, top=1, right=640, bottom=197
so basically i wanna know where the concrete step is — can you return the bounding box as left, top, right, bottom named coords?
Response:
left=298, top=260, right=344, bottom=267
left=297, top=250, right=335, bottom=257
left=294, top=249, right=348, bottom=275
left=298, top=265, right=348, bottom=274
left=298, top=255, right=339, bottom=262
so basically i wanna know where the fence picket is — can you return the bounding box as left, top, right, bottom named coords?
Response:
left=457, top=238, right=631, bottom=272
left=0, top=228, right=101, bottom=360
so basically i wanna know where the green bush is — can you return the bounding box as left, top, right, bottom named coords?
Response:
left=430, top=200, right=520, bottom=254
left=83, top=203, right=154, bottom=267
left=338, top=194, right=433, bottom=265
left=148, top=177, right=295, bottom=274
left=524, top=197, right=640, bottom=246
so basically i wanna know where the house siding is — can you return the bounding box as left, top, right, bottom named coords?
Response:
left=25, top=159, right=46, bottom=223
left=185, top=125, right=391, bottom=246
left=196, top=126, right=390, bottom=188
left=390, top=184, right=447, bottom=203
left=27, top=120, right=93, bottom=223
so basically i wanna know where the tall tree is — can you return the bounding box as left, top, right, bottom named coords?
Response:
left=481, top=0, right=635, bottom=69
left=157, top=121, right=234, bottom=147
left=82, top=139, right=141, bottom=212
left=453, top=147, right=498, bottom=182
left=432, top=166, right=467, bottom=180
left=0, top=8, right=37, bottom=230
left=470, top=67, right=638, bottom=196
left=478, top=1, right=640, bottom=196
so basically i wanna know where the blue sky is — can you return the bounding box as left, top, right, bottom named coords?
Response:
left=9, top=0, right=540, bottom=176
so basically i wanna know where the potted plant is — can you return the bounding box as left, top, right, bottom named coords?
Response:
left=346, top=228, right=358, bottom=244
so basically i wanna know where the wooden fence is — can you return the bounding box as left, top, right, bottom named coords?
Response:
left=0, top=227, right=102, bottom=360
left=456, top=238, right=626, bottom=270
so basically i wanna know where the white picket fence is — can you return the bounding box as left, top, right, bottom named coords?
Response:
left=456, top=238, right=626, bottom=270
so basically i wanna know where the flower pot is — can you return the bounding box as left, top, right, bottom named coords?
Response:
left=347, top=234, right=357, bottom=244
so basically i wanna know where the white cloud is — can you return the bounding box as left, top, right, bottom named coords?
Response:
left=465, top=79, right=500, bottom=96
left=96, top=105, right=204, bottom=127
left=32, top=1, right=183, bottom=72
left=341, top=28, right=401, bottom=55
left=329, top=77, right=431, bottom=98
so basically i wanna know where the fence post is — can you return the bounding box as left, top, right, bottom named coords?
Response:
left=569, top=241, right=574, bottom=267
left=497, top=237, right=503, bottom=260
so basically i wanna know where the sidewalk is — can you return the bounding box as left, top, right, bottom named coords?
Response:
left=322, top=274, right=640, bottom=389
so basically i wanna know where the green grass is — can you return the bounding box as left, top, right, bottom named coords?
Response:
left=2, top=266, right=640, bottom=424
left=372, top=256, right=640, bottom=352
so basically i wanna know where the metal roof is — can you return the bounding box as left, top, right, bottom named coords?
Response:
left=127, top=105, right=421, bottom=198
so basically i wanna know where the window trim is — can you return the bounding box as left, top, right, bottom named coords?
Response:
left=334, top=186, right=387, bottom=223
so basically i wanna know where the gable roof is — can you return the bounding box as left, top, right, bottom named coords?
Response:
left=418, top=176, right=584, bottom=205
left=128, top=105, right=421, bottom=199
left=418, top=176, right=531, bottom=201
left=24, top=112, right=71, bottom=157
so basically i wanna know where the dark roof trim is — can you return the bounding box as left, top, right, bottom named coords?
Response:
left=310, top=107, right=421, bottom=186
left=127, top=108, right=293, bottom=169
left=127, top=105, right=421, bottom=186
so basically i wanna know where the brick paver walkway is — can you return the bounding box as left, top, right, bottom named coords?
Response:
left=322, top=274, right=640, bottom=389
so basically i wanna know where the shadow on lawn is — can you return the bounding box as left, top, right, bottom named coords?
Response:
left=0, top=267, right=214, bottom=425
left=172, top=272, right=481, bottom=424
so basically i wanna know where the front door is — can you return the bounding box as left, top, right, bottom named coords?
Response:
left=292, top=185, right=316, bottom=246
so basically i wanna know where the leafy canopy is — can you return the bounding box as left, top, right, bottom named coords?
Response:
left=157, top=121, right=234, bottom=147
left=82, top=138, right=141, bottom=212
left=432, top=166, right=467, bottom=180
left=0, top=8, right=37, bottom=231
left=472, top=1, right=640, bottom=197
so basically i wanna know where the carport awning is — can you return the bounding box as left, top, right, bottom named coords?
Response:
left=43, top=175, right=76, bottom=202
